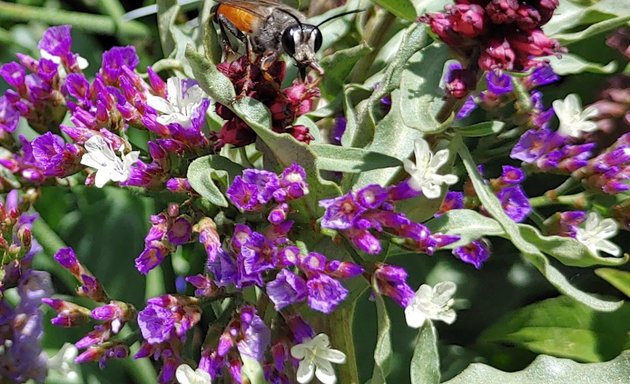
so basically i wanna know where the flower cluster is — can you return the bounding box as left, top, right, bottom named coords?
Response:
left=0, top=191, right=52, bottom=383
left=215, top=56, right=319, bottom=147
left=0, top=25, right=213, bottom=191
left=320, top=181, right=459, bottom=255
left=421, top=0, right=563, bottom=72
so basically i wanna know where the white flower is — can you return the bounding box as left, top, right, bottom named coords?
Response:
left=146, top=77, right=206, bottom=128
left=176, top=364, right=212, bottom=384
left=403, top=138, right=458, bottom=199
left=80, top=135, right=139, bottom=188
left=552, top=94, right=599, bottom=138
left=575, top=212, right=621, bottom=256
left=176, top=364, right=211, bottom=384
left=48, top=343, right=79, bottom=381
left=405, top=281, right=457, bottom=328
left=290, top=333, right=346, bottom=384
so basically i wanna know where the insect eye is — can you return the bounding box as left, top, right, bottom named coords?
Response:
left=281, top=26, right=298, bottom=56
left=312, top=28, right=323, bottom=52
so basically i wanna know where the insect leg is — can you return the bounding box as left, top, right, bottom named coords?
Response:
left=215, top=13, right=245, bottom=55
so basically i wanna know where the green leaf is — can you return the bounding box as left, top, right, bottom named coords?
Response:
left=320, top=43, right=372, bottom=99
left=444, top=350, right=630, bottom=384
left=542, top=53, right=617, bottom=75
left=186, top=44, right=236, bottom=105
left=595, top=268, right=630, bottom=298
left=456, top=121, right=505, bottom=137
left=241, top=355, right=266, bottom=384
left=156, top=0, right=179, bottom=57
left=310, top=144, right=402, bottom=173
left=425, top=209, right=504, bottom=247
left=187, top=155, right=244, bottom=207
left=399, top=43, right=452, bottom=133
left=367, top=295, right=393, bottom=384
left=353, top=89, right=424, bottom=189
left=372, top=0, right=417, bottom=21
left=457, top=137, right=623, bottom=312
left=554, top=16, right=630, bottom=45
left=410, top=322, right=440, bottom=384
left=480, top=296, right=630, bottom=362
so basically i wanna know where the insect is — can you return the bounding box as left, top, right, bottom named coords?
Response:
left=212, top=0, right=361, bottom=80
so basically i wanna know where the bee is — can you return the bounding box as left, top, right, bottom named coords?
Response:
left=212, top=0, right=361, bottom=80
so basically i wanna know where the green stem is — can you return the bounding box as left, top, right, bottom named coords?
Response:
left=350, top=9, right=397, bottom=84
left=0, top=1, right=149, bottom=38
left=529, top=192, right=587, bottom=208
left=328, top=306, right=360, bottom=384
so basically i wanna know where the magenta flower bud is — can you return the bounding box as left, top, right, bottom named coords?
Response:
left=325, top=260, right=364, bottom=279
left=54, top=247, right=80, bottom=275
left=91, top=303, right=121, bottom=321
left=42, top=298, right=91, bottom=327
left=185, top=274, right=216, bottom=297
left=445, top=63, right=477, bottom=99
left=515, top=4, right=542, bottom=30
left=448, top=4, right=486, bottom=37
left=286, top=314, right=314, bottom=343
left=288, top=124, right=314, bottom=144
left=75, top=345, right=105, bottom=364
left=78, top=274, right=108, bottom=302
left=478, top=39, right=516, bottom=71
left=147, top=67, right=167, bottom=97
left=485, top=0, right=519, bottom=24
left=166, top=177, right=193, bottom=193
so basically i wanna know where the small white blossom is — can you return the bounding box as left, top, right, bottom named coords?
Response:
left=405, top=281, right=457, bottom=328
left=80, top=135, right=139, bottom=188
left=552, top=94, right=599, bottom=138
left=290, top=333, right=346, bottom=384
left=403, top=138, right=458, bottom=199
left=146, top=77, right=206, bottom=128
left=47, top=343, right=79, bottom=381
left=575, top=212, right=621, bottom=256
left=176, top=364, right=212, bottom=384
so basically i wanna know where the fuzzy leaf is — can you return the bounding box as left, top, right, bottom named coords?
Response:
left=444, top=351, right=630, bottom=384
left=410, top=321, right=440, bottom=384
left=542, top=53, right=617, bottom=75
left=241, top=355, right=266, bottom=384
left=187, top=155, right=244, bottom=207
left=399, top=43, right=452, bottom=133
left=367, top=295, right=393, bottom=384
left=320, top=43, right=372, bottom=99
left=456, top=121, right=505, bottom=137
left=186, top=44, right=236, bottom=105
left=310, top=144, right=402, bottom=173
left=372, top=0, right=417, bottom=20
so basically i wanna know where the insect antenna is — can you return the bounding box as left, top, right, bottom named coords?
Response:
left=315, top=9, right=364, bottom=28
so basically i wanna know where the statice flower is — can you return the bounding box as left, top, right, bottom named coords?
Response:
left=444, top=62, right=477, bottom=99
left=543, top=211, right=587, bottom=237
left=453, top=238, right=491, bottom=269
left=420, top=0, right=563, bottom=72
left=552, top=94, right=599, bottom=138
left=372, top=264, right=415, bottom=307
left=405, top=281, right=457, bottom=328
left=320, top=182, right=459, bottom=255
left=403, top=138, right=458, bottom=199
left=290, top=333, right=346, bottom=384
left=578, top=132, right=630, bottom=194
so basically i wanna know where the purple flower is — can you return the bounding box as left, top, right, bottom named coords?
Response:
left=453, top=238, right=491, bottom=268
left=497, top=185, right=531, bottom=222
left=319, top=194, right=366, bottom=230
left=240, top=232, right=277, bottom=274
left=445, top=62, right=476, bottom=99
left=266, top=269, right=306, bottom=311
left=372, top=264, right=415, bottom=307
left=525, top=64, right=560, bottom=88
left=456, top=95, right=478, bottom=119
left=325, top=260, right=364, bottom=279
left=237, top=306, right=271, bottom=361
left=0, top=95, right=20, bottom=133
left=135, top=243, right=169, bottom=275
left=38, top=25, right=72, bottom=58
left=486, top=70, right=513, bottom=95
left=206, top=249, right=238, bottom=287
left=500, top=165, right=525, bottom=184
left=331, top=116, right=347, bottom=145
left=100, top=46, right=139, bottom=83
left=137, top=303, right=175, bottom=344
left=277, top=164, right=309, bottom=201
left=306, top=273, right=348, bottom=314
left=166, top=216, right=192, bottom=245
left=31, top=132, right=81, bottom=177
left=511, top=128, right=560, bottom=162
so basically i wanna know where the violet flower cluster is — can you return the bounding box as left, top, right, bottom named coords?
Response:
left=0, top=191, right=52, bottom=383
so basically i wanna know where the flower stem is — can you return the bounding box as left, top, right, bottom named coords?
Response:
left=529, top=192, right=587, bottom=208
left=0, top=1, right=149, bottom=38
left=328, top=306, right=360, bottom=384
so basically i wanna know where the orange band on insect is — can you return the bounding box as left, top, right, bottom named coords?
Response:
left=215, top=4, right=258, bottom=34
